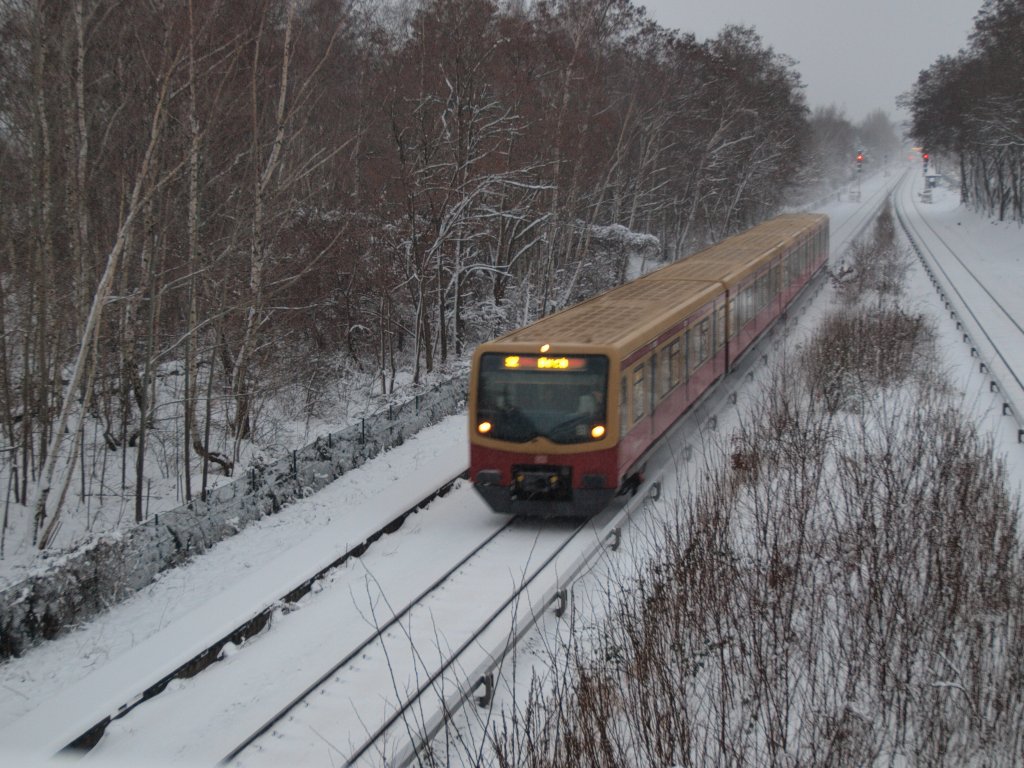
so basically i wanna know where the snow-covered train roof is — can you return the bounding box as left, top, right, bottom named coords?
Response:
left=487, top=213, right=828, bottom=352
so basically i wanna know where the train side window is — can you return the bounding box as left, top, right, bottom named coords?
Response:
left=658, top=347, right=671, bottom=399
left=682, top=330, right=691, bottom=381
left=699, top=318, right=710, bottom=362
left=686, top=328, right=694, bottom=376
left=728, top=298, right=737, bottom=338
left=632, top=365, right=645, bottom=422
left=650, top=357, right=658, bottom=413
left=620, top=374, right=629, bottom=430
left=716, top=305, right=725, bottom=350
left=689, top=321, right=707, bottom=373
left=669, top=339, right=682, bottom=387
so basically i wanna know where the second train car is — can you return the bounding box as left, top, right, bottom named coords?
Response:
left=469, top=213, right=829, bottom=515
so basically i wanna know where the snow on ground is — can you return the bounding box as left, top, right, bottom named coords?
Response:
left=0, top=164, right=1020, bottom=765
left=897, top=171, right=1024, bottom=474
left=0, top=418, right=467, bottom=732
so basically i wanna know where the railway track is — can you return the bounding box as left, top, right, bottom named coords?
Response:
left=825, top=169, right=895, bottom=255
left=894, top=172, right=1024, bottom=436
left=219, top=510, right=530, bottom=766
left=226, top=509, right=634, bottom=767
left=82, top=481, right=643, bottom=767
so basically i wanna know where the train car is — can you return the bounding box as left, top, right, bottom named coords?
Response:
left=469, top=213, right=829, bottom=515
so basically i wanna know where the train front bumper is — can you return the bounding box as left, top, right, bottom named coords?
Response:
left=474, top=468, right=614, bottom=516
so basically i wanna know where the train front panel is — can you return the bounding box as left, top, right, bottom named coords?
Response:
left=469, top=347, right=621, bottom=515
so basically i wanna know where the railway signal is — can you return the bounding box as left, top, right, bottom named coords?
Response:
left=851, top=151, right=864, bottom=200
left=922, top=152, right=930, bottom=172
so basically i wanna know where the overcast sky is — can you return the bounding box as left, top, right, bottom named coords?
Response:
left=639, top=0, right=982, bottom=124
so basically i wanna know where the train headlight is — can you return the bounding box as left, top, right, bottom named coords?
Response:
left=478, top=420, right=492, bottom=434
left=591, top=425, right=606, bottom=439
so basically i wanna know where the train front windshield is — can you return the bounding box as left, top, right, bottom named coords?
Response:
left=476, top=353, right=609, bottom=444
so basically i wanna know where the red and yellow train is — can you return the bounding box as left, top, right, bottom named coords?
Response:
left=469, top=213, right=830, bottom=515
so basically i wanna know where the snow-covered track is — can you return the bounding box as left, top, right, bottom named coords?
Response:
left=895, top=175, right=1024, bottom=435
left=13, top=471, right=466, bottom=760
left=219, top=512, right=526, bottom=765
left=0, top=174, right=901, bottom=768
left=226, top=513, right=610, bottom=767
left=77, top=483, right=642, bottom=767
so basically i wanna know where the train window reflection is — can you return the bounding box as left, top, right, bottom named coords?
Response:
left=477, top=353, right=609, bottom=444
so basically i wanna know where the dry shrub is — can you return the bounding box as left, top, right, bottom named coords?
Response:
left=802, top=308, right=934, bottom=413
left=483, top=366, right=1023, bottom=767
left=834, top=203, right=911, bottom=305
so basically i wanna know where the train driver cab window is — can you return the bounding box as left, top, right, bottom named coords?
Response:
left=476, top=353, right=609, bottom=444
left=632, top=365, right=645, bottom=422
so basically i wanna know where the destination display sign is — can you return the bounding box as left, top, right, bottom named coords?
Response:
left=502, top=355, right=588, bottom=371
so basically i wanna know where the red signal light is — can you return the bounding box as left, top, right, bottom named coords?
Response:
left=856, top=152, right=863, bottom=162
left=923, top=153, right=929, bottom=160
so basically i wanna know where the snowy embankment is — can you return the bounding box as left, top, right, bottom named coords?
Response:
left=0, top=378, right=466, bottom=658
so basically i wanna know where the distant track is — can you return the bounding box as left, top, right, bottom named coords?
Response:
left=824, top=171, right=895, bottom=257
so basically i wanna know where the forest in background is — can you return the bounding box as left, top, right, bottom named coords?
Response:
left=0, top=0, right=899, bottom=549
left=905, top=0, right=1024, bottom=223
